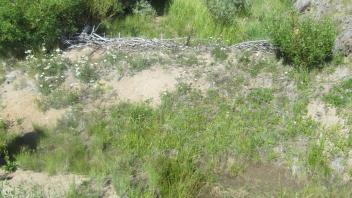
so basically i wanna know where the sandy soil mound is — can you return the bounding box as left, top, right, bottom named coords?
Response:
left=100, top=66, right=181, bottom=105
left=0, top=71, right=66, bottom=133
left=0, top=169, right=86, bottom=197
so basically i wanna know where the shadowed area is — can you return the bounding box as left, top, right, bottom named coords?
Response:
left=0, top=128, right=45, bottom=166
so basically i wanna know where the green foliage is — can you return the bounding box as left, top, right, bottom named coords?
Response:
left=205, top=0, right=251, bottom=24
left=37, top=89, right=80, bottom=111
left=307, top=140, right=330, bottom=176
left=269, top=12, right=336, bottom=69
left=102, top=0, right=292, bottom=44
left=0, top=62, right=5, bottom=84
left=247, top=88, right=273, bottom=105
left=75, top=62, right=98, bottom=83
left=0, top=120, right=8, bottom=152
left=25, top=51, right=68, bottom=95
left=128, top=56, right=156, bottom=72
left=0, top=0, right=125, bottom=56
left=0, top=0, right=86, bottom=56
left=85, top=0, right=122, bottom=20
left=211, top=46, right=228, bottom=61
left=0, top=120, right=17, bottom=172
left=66, top=182, right=103, bottom=198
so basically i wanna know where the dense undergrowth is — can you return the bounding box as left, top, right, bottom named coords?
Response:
left=109, top=0, right=291, bottom=44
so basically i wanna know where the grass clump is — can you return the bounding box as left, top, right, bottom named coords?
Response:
left=307, top=140, right=330, bottom=176
left=211, top=47, right=228, bottom=61
left=323, top=78, right=352, bottom=108
left=0, top=119, right=17, bottom=172
left=0, top=62, right=5, bottom=84
left=269, top=12, right=336, bottom=69
left=0, top=120, right=9, bottom=153
left=37, top=89, right=80, bottom=111
left=75, top=62, right=98, bottom=83
left=128, top=56, right=156, bottom=72
left=205, top=0, right=251, bottom=24
left=25, top=50, right=68, bottom=95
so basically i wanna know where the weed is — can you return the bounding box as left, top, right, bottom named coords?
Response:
left=247, top=88, right=273, bottom=105
left=269, top=11, right=336, bottom=69
left=128, top=56, right=155, bottom=72
left=176, top=53, right=199, bottom=66
left=75, top=62, right=98, bottom=83
left=211, top=47, right=228, bottom=61
left=0, top=62, right=5, bottom=84
left=66, top=181, right=103, bottom=198
left=307, top=140, right=330, bottom=176
left=37, top=89, right=80, bottom=111
left=205, top=0, right=251, bottom=24
left=3, top=150, right=17, bottom=172
left=25, top=50, right=68, bottom=95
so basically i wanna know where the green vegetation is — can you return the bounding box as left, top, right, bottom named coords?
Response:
left=109, top=0, right=292, bottom=44
left=205, top=0, right=251, bottom=24
left=0, top=120, right=9, bottom=153
left=324, top=78, right=352, bottom=107
left=0, top=120, right=17, bottom=172
left=0, top=0, right=349, bottom=197
left=269, top=12, right=336, bottom=69
left=37, top=89, right=80, bottom=111
left=75, top=62, right=99, bottom=83
left=211, top=47, right=228, bottom=61
left=0, top=0, right=83, bottom=56
left=128, top=55, right=156, bottom=72
left=0, top=62, right=5, bottom=84
left=0, top=0, right=138, bottom=56
left=25, top=51, right=68, bottom=95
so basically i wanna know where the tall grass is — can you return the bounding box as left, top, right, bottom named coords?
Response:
left=15, top=82, right=320, bottom=197
left=107, top=0, right=292, bottom=44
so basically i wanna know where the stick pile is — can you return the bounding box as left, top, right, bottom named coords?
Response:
left=65, top=29, right=277, bottom=53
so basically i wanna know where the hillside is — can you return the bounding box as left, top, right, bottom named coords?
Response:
left=1, top=0, right=352, bottom=197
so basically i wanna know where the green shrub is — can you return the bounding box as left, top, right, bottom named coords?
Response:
left=0, top=0, right=125, bottom=56
left=0, top=0, right=86, bottom=56
left=205, top=0, right=251, bottom=24
left=269, top=12, right=336, bottom=69
left=0, top=120, right=8, bottom=151
left=85, top=0, right=122, bottom=20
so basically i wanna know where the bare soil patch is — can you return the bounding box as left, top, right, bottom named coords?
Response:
left=0, top=72, right=66, bottom=134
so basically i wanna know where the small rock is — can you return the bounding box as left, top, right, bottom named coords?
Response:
left=331, top=157, right=344, bottom=173
left=5, top=72, right=17, bottom=84
left=294, top=0, right=311, bottom=12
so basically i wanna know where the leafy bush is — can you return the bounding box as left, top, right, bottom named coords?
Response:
left=269, top=12, right=336, bottom=69
left=0, top=0, right=125, bottom=56
left=0, top=0, right=86, bottom=56
left=85, top=0, right=122, bottom=20
left=205, top=0, right=251, bottom=24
